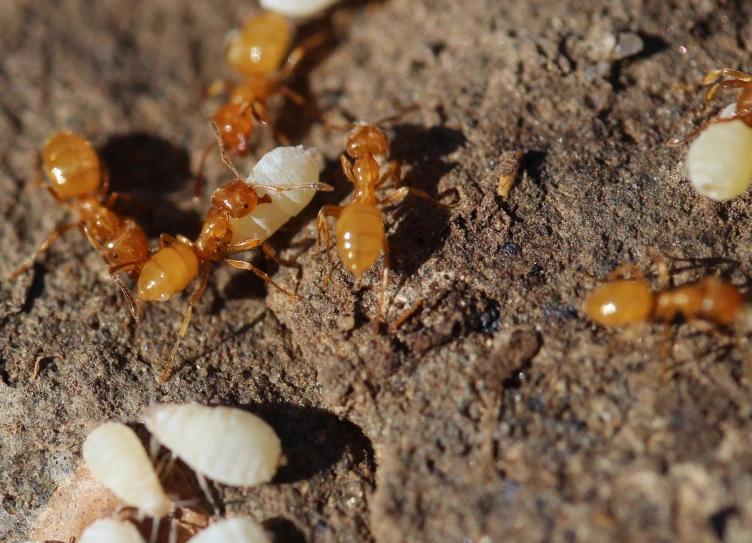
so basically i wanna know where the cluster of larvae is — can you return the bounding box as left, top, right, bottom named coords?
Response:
left=78, top=403, right=281, bottom=542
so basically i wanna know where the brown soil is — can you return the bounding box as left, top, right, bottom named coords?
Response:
left=2, top=1, right=752, bottom=542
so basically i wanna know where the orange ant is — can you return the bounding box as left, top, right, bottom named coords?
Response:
left=196, top=11, right=327, bottom=196
left=316, top=107, right=458, bottom=333
left=670, top=69, right=752, bottom=145
left=10, top=131, right=150, bottom=314
left=115, top=122, right=333, bottom=382
left=583, top=256, right=750, bottom=376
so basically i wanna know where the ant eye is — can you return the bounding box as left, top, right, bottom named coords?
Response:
left=112, top=254, right=119, bottom=260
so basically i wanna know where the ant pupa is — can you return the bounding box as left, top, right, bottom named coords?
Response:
left=197, top=10, right=327, bottom=189
left=259, top=0, right=341, bottom=18
left=10, top=132, right=150, bottom=318
left=78, top=518, right=145, bottom=543
left=316, top=108, right=457, bottom=333
left=115, top=124, right=331, bottom=382
left=82, top=423, right=171, bottom=522
left=142, top=404, right=282, bottom=513
left=670, top=69, right=752, bottom=201
left=221, top=145, right=325, bottom=242
left=186, top=517, right=270, bottom=543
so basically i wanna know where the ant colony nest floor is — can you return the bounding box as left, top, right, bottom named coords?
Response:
left=2, top=1, right=752, bottom=542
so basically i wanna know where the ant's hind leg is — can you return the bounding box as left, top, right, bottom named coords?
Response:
left=373, top=238, right=390, bottom=335
left=222, top=238, right=297, bottom=267
left=221, top=257, right=297, bottom=298
left=378, top=186, right=457, bottom=209
left=160, top=260, right=212, bottom=383
left=10, top=223, right=78, bottom=280
left=315, top=206, right=343, bottom=285
left=374, top=160, right=401, bottom=189
left=250, top=101, right=290, bottom=145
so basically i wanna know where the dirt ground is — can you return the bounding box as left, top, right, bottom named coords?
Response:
left=2, top=0, right=752, bottom=541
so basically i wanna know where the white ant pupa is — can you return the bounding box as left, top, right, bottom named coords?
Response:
left=78, top=518, right=145, bottom=543
left=229, top=145, right=325, bottom=242
left=82, top=422, right=171, bottom=520
left=259, top=0, right=341, bottom=18
left=684, top=103, right=752, bottom=201
left=187, top=517, right=271, bottom=543
left=142, top=404, right=282, bottom=510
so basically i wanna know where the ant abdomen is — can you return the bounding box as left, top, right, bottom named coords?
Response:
left=224, top=11, right=292, bottom=76
left=43, top=131, right=101, bottom=197
left=583, top=279, right=654, bottom=327
left=336, top=204, right=384, bottom=276
left=138, top=245, right=199, bottom=302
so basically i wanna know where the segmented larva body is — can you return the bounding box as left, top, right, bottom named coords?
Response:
left=230, top=145, right=324, bottom=243
left=142, top=404, right=282, bottom=486
left=188, top=517, right=271, bottom=543
left=82, top=422, right=170, bottom=519
left=78, top=518, right=145, bottom=543
left=259, top=0, right=341, bottom=18
left=687, top=104, right=752, bottom=201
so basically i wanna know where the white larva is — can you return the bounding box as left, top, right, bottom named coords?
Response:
left=230, top=145, right=324, bottom=242
left=78, top=518, right=145, bottom=543
left=686, top=103, right=752, bottom=201
left=187, top=517, right=271, bottom=543
left=82, top=422, right=170, bottom=519
left=259, top=0, right=341, bottom=18
left=142, top=404, right=282, bottom=486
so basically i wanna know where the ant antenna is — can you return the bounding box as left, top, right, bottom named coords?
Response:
left=210, top=121, right=243, bottom=182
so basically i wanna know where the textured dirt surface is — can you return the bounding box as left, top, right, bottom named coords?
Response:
left=3, top=0, right=752, bottom=542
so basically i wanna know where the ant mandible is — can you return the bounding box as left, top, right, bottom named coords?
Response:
left=670, top=69, right=752, bottom=145
left=583, top=256, right=748, bottom=375
left=10, top=131, right=150, bottom=316
left=196, top=11, right=327, bottom=196
left=116, top=122, right=333, bottom=382
left=316, top=107, right=458, bottom=334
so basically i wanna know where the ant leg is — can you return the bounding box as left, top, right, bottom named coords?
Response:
left=98, top=166, right=111, bottom=197
left=698, top=79, right=749, bottom=114
left=373, top=103, right=421, bottom=126
left=315, top=206, right=343, bottom=285
left=193, top=142, right=215, bottom=200
left=278, top=86, right=306, bottom=106
left=648, top=250, right=671, bottom=290
left=605, top=263, right=644, bottom=282
left=222, top=238, right=296, bottom=267
left=103, top=192, right=133, bottom=209
left=278, top=32, right=329, bottom=80
left=378, top=186, right=457, bottom=209
left=373, top=237, right=390, bottom=334
left=670, top=108, right=752, bottom=145
left=44, top=185, right=69, bottom=206
left=205, top=78, right=236, bottom=99
left=160, top=259, right=212, bottom=383
left=374, top=160, right=401, bottom=189
left=389, top=299, right=423, bottom=332
left=340, top=155, right=356, bottom=184
left=9, top=222, right=78, bottom=280
left=159, top=234, right=181, bottom=249
left=221, top=257, right=297, bottom=298
left=248, top=100, right=290, bottom=145
left=109, top=261, right=142, bottom=319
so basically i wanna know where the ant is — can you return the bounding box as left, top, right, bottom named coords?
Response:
left=670, top=69, right=752, bottom=145
left=196, top=11, right=327, bottom=196
left=583, top=256, right=749, bottom=377
left=316, top=107, right=458, bottom=333
left=10, top=131, right=150, bottom=316
left=115, top=122, right=333, bottom=382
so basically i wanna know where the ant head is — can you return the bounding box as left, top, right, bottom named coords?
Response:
left=346, top=125, right=389, bottom=158
left=211, top=180, right=270, bottom=218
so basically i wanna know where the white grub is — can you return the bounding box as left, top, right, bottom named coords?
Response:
left=82, top=422, right=170, bottom=519
left=687, top=103, right=752, bottom=201
left=259, top=0, right=341, bottom=18
left=187, top=517, right=271, bottom=543
left=142, top=404, right=283, bottom=487
left=78, top=518, right=145, bottom=543
left=231, top=145, right=324, bottom=242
